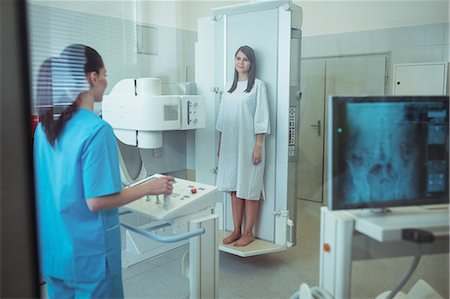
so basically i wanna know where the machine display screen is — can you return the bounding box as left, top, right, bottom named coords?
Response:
left=328, top=96, right=449, bottom=210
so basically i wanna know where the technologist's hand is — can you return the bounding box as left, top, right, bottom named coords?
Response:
left=252, top=146, right=262, bottom=165
left=145, top=176, right=175, bottom=195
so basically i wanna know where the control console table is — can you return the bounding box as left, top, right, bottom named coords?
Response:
left=121, top=174, right=219, bottom=299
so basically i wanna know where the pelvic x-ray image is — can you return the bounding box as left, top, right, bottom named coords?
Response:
left=341, top=102, right=424, bottom=203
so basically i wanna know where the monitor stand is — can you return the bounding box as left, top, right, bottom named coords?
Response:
left=354, top=205, right=449, bottom=242
left=360, top=208, right=391, bottom=216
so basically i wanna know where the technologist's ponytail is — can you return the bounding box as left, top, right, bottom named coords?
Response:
left=36, top=44, right=104, bottom=146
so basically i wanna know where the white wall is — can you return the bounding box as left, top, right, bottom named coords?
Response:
left=30, top=0, right=449, bottom=34
left=28, top=0, right=245, bottom=31
left=28, top=2, right=197, bottom=176
left=297, top=0, right=449, bottom=36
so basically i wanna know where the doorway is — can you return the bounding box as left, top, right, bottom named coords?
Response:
left=297, top=53, right=388, bottom=203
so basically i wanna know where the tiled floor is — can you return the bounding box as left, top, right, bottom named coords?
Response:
left=121, top=200, right=449, bottom=299
left=122, top=200, right=322, bottom=299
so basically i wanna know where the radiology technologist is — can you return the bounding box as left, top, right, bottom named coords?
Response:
left=34, top=44, right=174, bottom=298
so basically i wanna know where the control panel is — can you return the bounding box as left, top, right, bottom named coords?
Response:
left=288, top=106, right=297, bottom=157
left=180, top=95, right=205, bottom=130
left=125, top=174, right=218, bottom=221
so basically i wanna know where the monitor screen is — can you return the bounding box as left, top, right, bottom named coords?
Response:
left=327, top=96, right=449, bottom=210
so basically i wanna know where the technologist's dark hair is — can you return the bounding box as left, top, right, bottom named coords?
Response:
left=36, top=44, right=104, bottom=146
left=228, top=45, right=256, bottom=93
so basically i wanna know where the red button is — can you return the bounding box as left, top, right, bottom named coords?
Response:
left=191, top=188, right=197, bottom=194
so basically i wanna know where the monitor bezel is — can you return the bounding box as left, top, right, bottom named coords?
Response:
left=327, top=95, right=449, bottom=211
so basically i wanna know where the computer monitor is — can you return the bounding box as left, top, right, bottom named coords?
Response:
left=327, top=95, right=449, bottom=210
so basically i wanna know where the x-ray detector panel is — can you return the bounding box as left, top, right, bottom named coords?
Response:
left=195, top=0, right=302, bottom=256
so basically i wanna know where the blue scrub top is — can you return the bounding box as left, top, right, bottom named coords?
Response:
left=34, top=108, right=122, bottom=283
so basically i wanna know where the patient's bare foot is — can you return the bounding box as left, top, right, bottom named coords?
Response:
left=223, top=232, right=241, bottom=244
left=233, top=234, right=255, bottom=247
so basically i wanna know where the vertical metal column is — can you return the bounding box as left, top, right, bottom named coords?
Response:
left=287, top=26, right=302, bottom=247
left=189, top=214, right=219, bottom=299
left=319, top=207, right=354, bottom=299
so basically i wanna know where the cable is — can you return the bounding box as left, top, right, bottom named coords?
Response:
left=385, top=255, right=421, bottom=299
left=386, top=228, right=437, bottom=299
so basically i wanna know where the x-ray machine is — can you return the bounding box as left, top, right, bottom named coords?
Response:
left=103, top=77, right=219, bottom=298
left=195, top=0, right=303, bottom=256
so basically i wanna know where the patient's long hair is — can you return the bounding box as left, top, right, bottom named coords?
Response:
left=228, top=45, right=256, bottom=93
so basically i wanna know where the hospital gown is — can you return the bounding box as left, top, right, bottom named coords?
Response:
left=216, top=79, right=270, bottom=200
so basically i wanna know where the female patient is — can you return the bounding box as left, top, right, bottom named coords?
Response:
left=216, top=45, right=270, bottom=247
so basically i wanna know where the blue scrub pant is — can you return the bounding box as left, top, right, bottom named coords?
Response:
left=44, top=268, right=124, bottom=299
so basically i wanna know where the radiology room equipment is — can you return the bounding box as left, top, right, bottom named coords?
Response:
left=195, top=0, right=302, bottom=257
left=102, top=77, right=205, bottom=149
left=125, top=173, right=218, bottom=222
left=121, top=174, right=219, bottom=299
left=102, top=78, right=218, bottom=298
left=292, top=95, right=449, bottom=299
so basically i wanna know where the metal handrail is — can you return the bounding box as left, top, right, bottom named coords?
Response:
left=121, top=222, right=205, bottom=243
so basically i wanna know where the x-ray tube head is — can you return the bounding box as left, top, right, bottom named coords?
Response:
left=102, top=78, right=206, bottom=149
